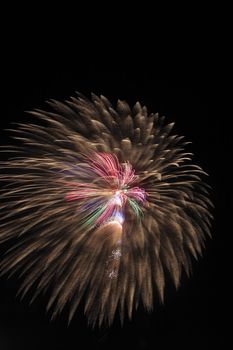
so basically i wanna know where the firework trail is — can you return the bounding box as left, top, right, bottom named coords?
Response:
left=0, top=93, right=213, bottom=326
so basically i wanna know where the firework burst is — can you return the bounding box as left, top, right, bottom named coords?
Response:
left=0, top=93, right=213, bottom=326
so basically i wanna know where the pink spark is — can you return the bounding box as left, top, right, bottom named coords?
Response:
left=64, top=152, right=147, bottom=227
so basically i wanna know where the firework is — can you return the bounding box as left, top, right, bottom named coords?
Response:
left=0, top=93, right=213, bottom=326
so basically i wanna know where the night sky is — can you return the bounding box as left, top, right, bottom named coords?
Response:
left=0, top=70, right=224, bottom=349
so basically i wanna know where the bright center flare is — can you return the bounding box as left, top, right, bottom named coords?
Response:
left=65, top=152, right=147, bottom=229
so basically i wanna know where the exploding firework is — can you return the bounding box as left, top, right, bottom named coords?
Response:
left=0, top=93, right=213, bottom=326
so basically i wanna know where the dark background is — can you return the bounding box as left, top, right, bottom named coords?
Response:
left=0, top=70, right=224, bottom=349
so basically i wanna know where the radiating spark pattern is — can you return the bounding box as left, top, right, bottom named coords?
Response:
left=0, top=93, right=213, bottom=327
